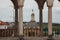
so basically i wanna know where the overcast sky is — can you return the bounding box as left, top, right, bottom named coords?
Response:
left=0, top=0, right=60, bottom=23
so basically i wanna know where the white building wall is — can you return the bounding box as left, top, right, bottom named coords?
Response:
left=0, top=25, right=7, bottom=29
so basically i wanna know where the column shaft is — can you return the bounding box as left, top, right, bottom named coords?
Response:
left=18, top=6, right=23, bottom=36
left=39, top=9, right=43, bottom=36
left=48, top=6, right=52, bottom=35
left=14, top=8, right=18, bottom=36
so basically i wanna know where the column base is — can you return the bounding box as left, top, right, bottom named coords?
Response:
left=47, top=35, right=54, bottom=40
left=18, top=35, right=24, bottom=40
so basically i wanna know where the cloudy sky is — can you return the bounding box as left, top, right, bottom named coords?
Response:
left=0, top=0, right=60, bottom=23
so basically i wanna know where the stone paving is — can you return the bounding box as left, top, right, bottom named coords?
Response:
left=0, top=37, right=19, bottom=40
left=0, top=37, right=60, bottom=40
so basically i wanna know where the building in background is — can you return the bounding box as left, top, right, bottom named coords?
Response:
left=0, top=20, right=15, bottom=29
left=23, top=10, right=40, bottom=37
left=0, top=20, right=7, bottom=29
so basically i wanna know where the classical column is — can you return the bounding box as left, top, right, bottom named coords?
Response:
left=11, top=0, right=18, bottom=37
left=14, top=7, right=19, bottom=36
left=35, top=0, right=46, bottom=37
left=46, top=0, right=54, bottom=40
left=18, top=5, right=23, bottom=36
left=39, top=8, right=43, bottom=36
left=18, top=0, right=24, bottom=37
left=46, top=0, right=54, bottom=36
left=48, top=6, right=52, bottom=36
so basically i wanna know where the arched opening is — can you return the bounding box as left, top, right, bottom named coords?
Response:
left=42, top=0, right=60, bottom=37
left=43, top=2, right=48, bottom=36
left=0, top=0, right=16, bottom=37
left=52, top=0, right=60, bottom=37
left=23, top=0, right=39, bottom=22
left=0, top=0, right=15, bottom=29
left=23, top=0, right=46, bottom=37
left=0, top=0, right=18, bottom=29
left=23, top=0, right=39, bottom=37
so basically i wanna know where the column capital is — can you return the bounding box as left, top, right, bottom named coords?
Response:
left=46, top=0, right=54, bottom=7
left=18, top=0, right=24, bottom=8
left=48, top=4, right=52, bottom=36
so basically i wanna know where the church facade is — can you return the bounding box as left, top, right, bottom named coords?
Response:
left=23, top=10, right=40, bottom=37
left=23, top=22, right=40, bottom=37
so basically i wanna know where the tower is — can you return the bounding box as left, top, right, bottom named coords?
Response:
left=31, top=9, right=35, bottom=22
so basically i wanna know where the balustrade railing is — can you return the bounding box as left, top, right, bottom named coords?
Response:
left=0, top=29, right=15, bottom=37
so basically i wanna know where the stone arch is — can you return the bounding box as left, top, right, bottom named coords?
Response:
left=11, top=0, right=46, bottom=37
left=11, top=0, right=60, bottom=37
left=23, top=0, right=46, bottom=37
left=20, top=0, right=46, bottom=37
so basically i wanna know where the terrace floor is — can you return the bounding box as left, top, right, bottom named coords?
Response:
left=0, top=36, right=60, bottom=40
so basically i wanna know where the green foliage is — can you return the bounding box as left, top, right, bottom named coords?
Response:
left=43, top=23, right=60, bottom=36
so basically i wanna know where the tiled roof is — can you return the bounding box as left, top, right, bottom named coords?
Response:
left=0, top=20, right=7, bottom=25
left=23, top=22, right=39, bottom=28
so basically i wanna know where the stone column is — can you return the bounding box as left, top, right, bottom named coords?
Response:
left=18, top=0, right=24, bottom=37
left=46, top=0, right=54, bottom=36
left=35, top=0, right=46, bottom=37
left=48, top=6, right=52, bottom=36
left=11, top=0, right=18, bottom=37
left=14, top=7, right=19, bottom=37
left=18, top=5, right=23, bottom=36
left=39, top=8, right=43, bottom=37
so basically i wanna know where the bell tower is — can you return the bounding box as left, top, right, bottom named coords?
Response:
left=31, top=9, right=35, bottom=22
